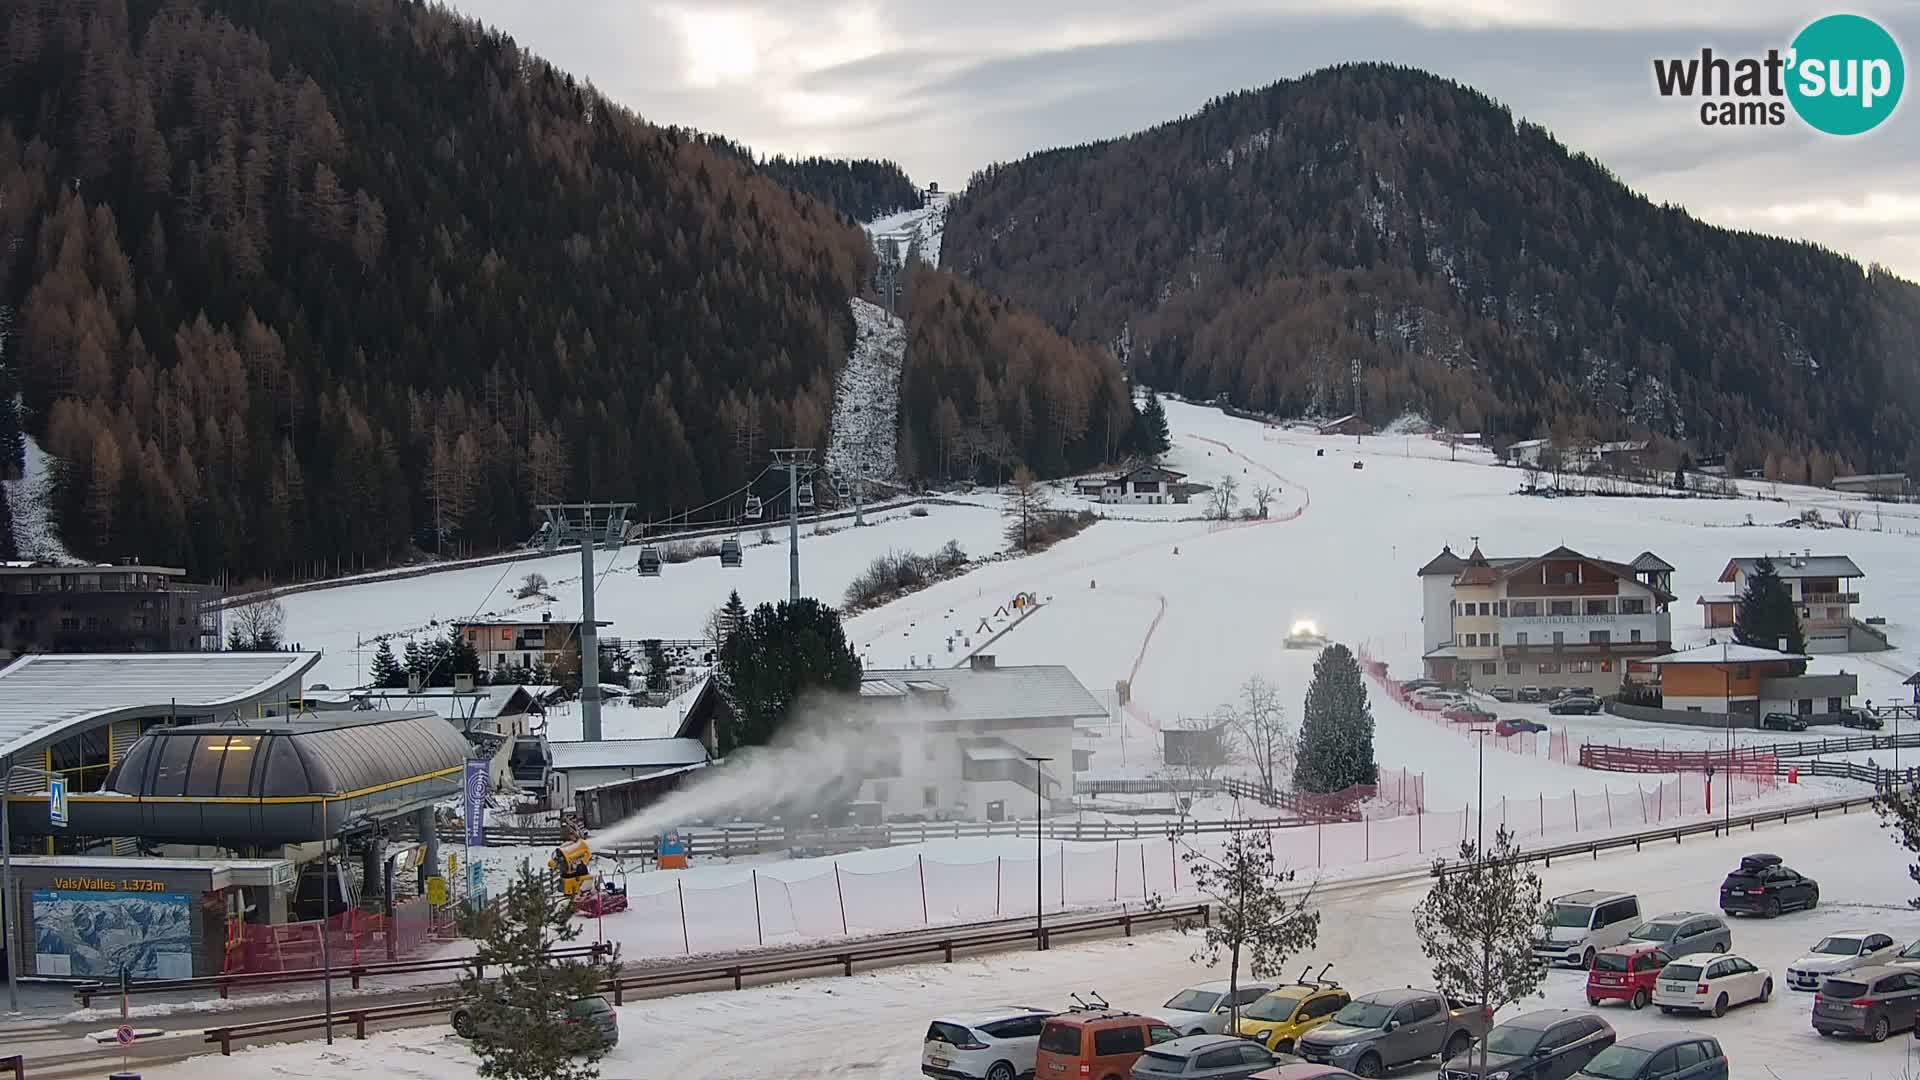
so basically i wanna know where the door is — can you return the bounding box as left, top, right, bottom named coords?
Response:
left=1535, top=1021, right=1584, bottom=1080
left=1192, top=1046, right=1243, bottom=1078
left=1722, top=957, right=1762, bottom=1004
left=1865, top=934, right=1896, bottom=963
left=1674, top=920, right=1710, bottom=954
left=1643, top=1047, right=1680, bottom=1079
left=1392, top=998, right=1444, bottom=1063
left=1232, top=1043, right=1275, bottom=1078
left=1667, top=1040, right=1711, bottom=1078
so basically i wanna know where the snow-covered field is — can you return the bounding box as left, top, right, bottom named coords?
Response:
left=826, top=297, right=907, bottom=485
left=3, top=432, right=79, bottom=562
left=142, top=810, right=1920, bottom=1079
left=867, top=189, right=950, bottom=268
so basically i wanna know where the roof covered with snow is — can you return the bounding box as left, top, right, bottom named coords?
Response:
left=547, top=736, right=710, bottom=772
left=859, top=664, right=1106, bottom=725
left=1644, top=643, right=1809, bottom=665
left=1631, top=551, right=1676, bottom=573
left=1720, top=555, right=1864, bottom=581
left=0, top=652, right=321, bottom=759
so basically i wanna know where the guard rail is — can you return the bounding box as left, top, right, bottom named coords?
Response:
left=1431, top=792, right=1877, bottom=876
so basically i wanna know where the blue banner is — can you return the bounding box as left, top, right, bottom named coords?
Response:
left=463, top=758, right=489, bottom=848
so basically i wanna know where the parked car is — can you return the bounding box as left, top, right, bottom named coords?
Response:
left=1571, top=686, right=1597, bottom=698
left=1837, top=705, right=1885, bottom=730
left=1159, top=981, right=1275, bottom=1035
left=1652, top=952, right=1772, bottom=1017
left=1812, top=965, right=1920, bottom=1041
left=1534, top=890, right=1643, bottom=969
left=923, top=1006, right=1057, bottom=1080
left=1627, top=913, right=1731, bottom=957
left=1037, top=1009, right=1180, bottom=1080
left=450, top=994, right=619, bottom=1049
left=1785, top=931, right=1898, bottom=992
left=1437, top=1008, right=1614, bottom=1080
left=1718, top=853, right=1818, bottom=918
left=1496, top=717, right=1550, bottom=737
left=1400, top=679, right=1441, bottom=693
left=1885, top=939, right=1920, bottom=970
left=1129, top=1034, right=1293, bottom=1080
left=1517, top=686, right=1545, bottom=703
left=1233, top=980, right=1352, bottom=1054
left=1587, top=943, right=1674, bottom=1011
left=1294, top=989, right=1491, bottom=1077
left=1549, top=695, right=1602, bottom=715
left=1443, top=704, right=1497, bottom=725
left=1572, top=1032, right=1727, bottom=1080
left=1761, top=711, right=1809, bottom=732
left=1412, top=692, right=1468, bottom=712
left=1488, top=686, right=1518, bottom=703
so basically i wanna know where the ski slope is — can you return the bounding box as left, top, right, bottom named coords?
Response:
left=866, top=189, right=950, bottom=267
left=142, top=811, right=1920, bottom=1080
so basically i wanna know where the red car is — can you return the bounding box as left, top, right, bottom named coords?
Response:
left=1495, top=717, right=1549, bottom=737
left=1443, top=704, right=1495, bottom=725
left=1586, top=943, right=1673, bottom=1010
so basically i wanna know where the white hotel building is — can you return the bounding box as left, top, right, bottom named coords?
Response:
left=1418, top=544, right=1676, bottom=693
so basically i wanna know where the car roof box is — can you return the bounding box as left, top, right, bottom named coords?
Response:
left=1739, top=853, right=1782, bottom=870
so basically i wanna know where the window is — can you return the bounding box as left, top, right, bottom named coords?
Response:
left=1828, top=697, right=1843, bottom=714
left=1552, top=631, right=1564, bottom=647
left=1496, top=601, right=1508, bottom=617
left=1630, top=629, right=1642, bottom=643
left=923, top=786, right=939, bottom=808
left=1480, top=602, right=1492, bottom=616
left=1147, top=1026, right=1178, bottom=1045
left=1541, top=1024, right=1582, bottom=1051
left=1550, top=600, right=1575, bottom=616
left=1195, top=1048, right=1240, bottom=1070
left=131, top=615, right=147, bottom=630
left=1539, top=662, right=1561, bottom=674
left=60, top=616, right=79, bottom=632
left=1515, top=632, right=1529, bottom=646
left=1405, top=998, right=1441, bottom=1022
left=1093, top=1026, right=1145, bottom=1055
left=1868, top=934, right=1895, bottom=951
left=467, top=629, right=478, bottom=642
left=1237, top=1044, right=1272, bottom=1066
left=1646, top=1049, right=1678, bottom=1075
left=1483, top=663, right=1497, bottom=675
left=185, top=735, right=230, bottom=795
left=1672, top=1042, right=1709, bottom=1070
left=1568, top=660, right=1594, bottom=674
left=1512, top=600, right=1539, bottom=617
left=1589, top=630, right=1611, bottom=645
left=1507, top=662, right=1521, bottom=674
left=1302, top=995, right=1347, bottom=1019
left=215, top=735, right=261, bottom=796
left=1491, top=633, right=1500, bottom=646
left=982, top=1016, right=1046, bottom=1039
left=1585, top=599, right=1612, bottom=615
left=1620, top=598, right=1647, bottom=614
left=1230, top=987, right=1267, bottom=1006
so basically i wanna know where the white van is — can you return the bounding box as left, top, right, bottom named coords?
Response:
left=1534, top=890, right=1642, bottom=968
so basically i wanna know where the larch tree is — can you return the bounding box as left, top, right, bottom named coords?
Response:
left=1001, top=466, right=1052, bottom=552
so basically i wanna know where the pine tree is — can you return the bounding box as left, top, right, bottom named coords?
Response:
left=1413, top=827, right=1549, bottom=1075
left=1732, top=556, right=1806, bottom=658
left=402, top=637, right=427, bottom=687
left=1294, top=642, right=1378, bottom=793
left=369, top=639, right=406, bottom=688
left=445, top=624, right=485, bottom=687
left=454, top=863, right=620, bottom=1080
left=1138, top=388, right=1172, bottom=458
left=715, top=597, right=863, bottom=755
left=719, top=590, right=747, bottom=645
left=642, top=639, right=669, bottom=692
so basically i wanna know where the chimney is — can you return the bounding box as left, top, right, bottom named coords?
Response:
left=542, top=611, right=552, bottom=623
left=970, top=654, right=997, bottom=671
left=455, top=673, right=475, bottom=693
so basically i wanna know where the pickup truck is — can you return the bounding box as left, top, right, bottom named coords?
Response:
left=1294, top=988, right=1490, bottom=1077
left=1837, top=706, right=1884, bottom=730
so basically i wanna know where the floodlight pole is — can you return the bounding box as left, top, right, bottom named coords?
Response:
left=1026, top=755, right=1052, bottom=950
left=2, top=755, right=14, bottom=1015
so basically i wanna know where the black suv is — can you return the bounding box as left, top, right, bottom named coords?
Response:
left=1720, top=853, right=1819, bottom=918
left=1762, top=712, right=1809, bottom=732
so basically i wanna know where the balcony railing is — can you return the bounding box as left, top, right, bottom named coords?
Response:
left=1800, top=592, right=1859, bottom=605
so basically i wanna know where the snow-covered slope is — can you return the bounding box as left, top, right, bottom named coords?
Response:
left=825, top=298, right=905, bottom=484
left=2, top=432, right=78, bottom=563
left=866, top=188, right=950, bottom=268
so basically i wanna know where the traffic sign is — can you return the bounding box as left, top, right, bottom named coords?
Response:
left=468, top=860, right=485, bottom=903
left=425, top=875, right=449, bottom=906
left=48, top=776, right=68, bottom=828
left=115, top=1024, right=136, bottom=1046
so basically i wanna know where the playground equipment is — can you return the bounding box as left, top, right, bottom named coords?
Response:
left=573, top=878, right=628, bottom=917
left=657, top=830, right=689, bottom=870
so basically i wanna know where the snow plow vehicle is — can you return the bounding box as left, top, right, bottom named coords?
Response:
left=1285, top=620, right=1329, bottom=650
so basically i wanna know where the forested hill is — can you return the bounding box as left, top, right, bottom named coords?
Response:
left=943, top=63, right=1920, bottom=480
left=694, top=136, right=925, bottom=222
left=0, top=0, right=872, bottom=577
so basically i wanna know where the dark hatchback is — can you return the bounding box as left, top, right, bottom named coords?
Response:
left=1573, top=1032, right=1726, bottom=1080
left=1440, top=1010, right=1613, bottom=1080
left=1718, top=853, right=1818, bottom=918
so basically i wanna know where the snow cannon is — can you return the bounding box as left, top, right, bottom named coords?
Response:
left=550, top=839, right=594, bottom=897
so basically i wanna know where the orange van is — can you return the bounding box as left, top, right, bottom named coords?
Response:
left=1034, top=1010, right=1178, bottom=1080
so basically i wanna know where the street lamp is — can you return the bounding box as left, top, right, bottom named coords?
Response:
left=1475, top=730, right=1490, bottom=852
left=1025, top=755, right=1053, bottom=950
left=1, top=756, right=63, bottom=1016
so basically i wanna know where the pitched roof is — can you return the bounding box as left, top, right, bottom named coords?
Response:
left=1631, top=552, right=1676, bottom=573
left=1116, top=464, right=1187, bottom=482
left=1644, top=643, right=1809, bottom=665
left=1456, top=545, right=1499, bottom=586
left=1720, top=555, right=1864, bottom=581
left=859, top=664, right=1106, bottom=724
left=1416, top=545, right=1465, bottom=577
left=1491, top=546, right=1676, bottom=602
left=0, top=652, right=320, bottom=760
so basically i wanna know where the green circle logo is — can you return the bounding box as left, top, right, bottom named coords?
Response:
left=1787, top=14, right=1905, bottom=135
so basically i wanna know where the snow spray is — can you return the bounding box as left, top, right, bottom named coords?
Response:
left=591, top=688, right=947, bottom=849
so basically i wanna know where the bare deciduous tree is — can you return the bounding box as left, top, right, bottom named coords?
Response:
left=1156, top=714, right=1236, bottom=823
left=1208, top=474, right=1240, bottom=520
left=1224, top=676, right=1293, bottom=797
left=228, top=597, right=287, bottom=650
left=515, top=572, right=551, bottom=599
left=1250, top=483, right=1276, bottom=519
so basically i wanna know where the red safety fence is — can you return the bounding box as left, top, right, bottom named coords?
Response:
left=1579, top=744, right=1783, bottom=779
left=225, top=898, right=438, bottom=975
left=1355, top=643, right=1575, bottom=764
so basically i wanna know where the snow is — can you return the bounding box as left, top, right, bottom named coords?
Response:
left=826, top=298, right=906, bottom=484
left=3, top=431, right=79, bottom=563
left=140, top=810, right=1920, bottom=1079
left=867, top=189, right=950, bottom=268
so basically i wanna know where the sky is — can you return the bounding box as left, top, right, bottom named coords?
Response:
left=448, top=1, right=1919, bottom=279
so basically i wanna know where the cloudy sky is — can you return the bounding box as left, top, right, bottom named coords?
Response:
left=451, top=1, right=1917, bottom=278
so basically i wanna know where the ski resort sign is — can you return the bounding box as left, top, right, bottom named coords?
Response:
left=1652, top=14, right=1904, bottom=134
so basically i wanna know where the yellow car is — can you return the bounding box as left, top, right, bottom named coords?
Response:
left=1232, top=983, right=1352, bottom=1053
